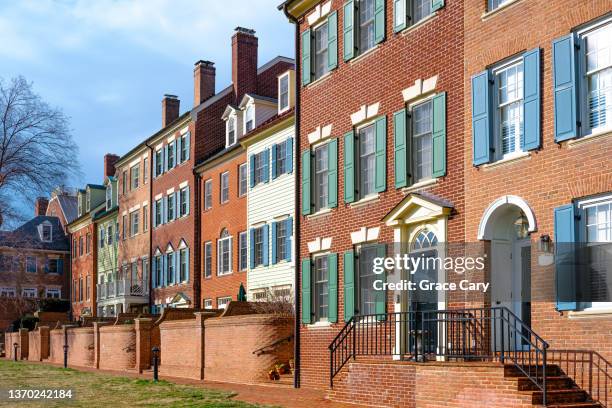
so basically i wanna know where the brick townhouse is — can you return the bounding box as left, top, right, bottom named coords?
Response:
left=0, top=199, right=70, bottom=330
left=113, top=139, right=151, bottom=315
left=193, top=27, right=294, bottom=309
left=281, top=0, right=464, bottom=392
left=45, top=188, right=78, bottom=234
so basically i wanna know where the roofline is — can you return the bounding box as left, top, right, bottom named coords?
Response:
left=47, top=195, right=69, bottom=227
left=193, top=143, right=244, bottom=174
left=240, top=112, right=295, bottom=148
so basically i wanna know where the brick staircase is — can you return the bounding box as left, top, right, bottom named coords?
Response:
left=504, top=365, right=602, bottom=407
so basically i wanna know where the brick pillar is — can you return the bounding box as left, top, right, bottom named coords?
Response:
left=134, top=318, right=153, bottom=373
left=195, top=312, right=217, bottom=380
left=92, top=322, right=107, bottom=369
left=39, top=326, right=50, bottom=361
left=18, top=329, right=29, bottom=360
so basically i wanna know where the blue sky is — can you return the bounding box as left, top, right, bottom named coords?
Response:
left=1, top=0, right=294, bottom=203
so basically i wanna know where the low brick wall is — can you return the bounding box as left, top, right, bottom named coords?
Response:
left=27, top=327, right=50, bottom=362
left=204, top=314, right=294, bottom=384
left=329, top=361, right=533, bottom=408
left=98, top=324, right=136, bottom=371
left=66, top=327, right=94, bottom=367
left=5, top=329, right=29, bottom=360
left=48, top=328, right=64, bottom=364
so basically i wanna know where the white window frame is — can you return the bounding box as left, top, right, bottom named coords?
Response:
left=22, top=288, right=37, bottom=298
left=313, top=20, right=329, bottom=81
left=130, top=211, right=139, bottom=237
left=45, top=288, right=61, bottom=299
left=218, top=296, right=232, bottom=309
left=0, top=287, right=16, bottom=297
left=217, top=232, right=233, bottom=276
left=239, top=231, right=248, bottom=271
left=244, top=104, right=255, bottom=134
left=409, top=96, right=435, bottom=183
left=204, top=180, right=213, bottom=210
left=167, top=193, right=175, bottom=222
left=226, top=115, right=237, bottom=147
left=204, top=241, right=212, bottom=278
left=313, top=142, right=330, bottom=212
left=155, top=199, right=162, bottom=226
left=238, top=163, right=247, bottom=197
left=355, top=121, right=377, bottom=200
left=220, top=171, right=230, bottom=204
left=106, top=184, right=112, bottom=210
left=313, top=254, right=330, bottom=322
left=179, top=187, right=188, bottom=217
left=131, top=164, right=140, bottom=190
left=179, top=247, right=188, bottom=283
left=278, top=72, right=291, bottom=113
left=26, top=256, right=37, bottom=273
left=40, top=223, right=52, bottom=242
left=204, top=299, right=213, bottom=309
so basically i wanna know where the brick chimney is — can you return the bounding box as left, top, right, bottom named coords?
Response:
left=194, top=60, right=216, bottom=106
left=232, top=27, right=258, bottom=103
left=35, top=197, right=49, bottom=216
left=162, top=95, right=180, bottom=128
left=103, top=154, right=120, bottom=178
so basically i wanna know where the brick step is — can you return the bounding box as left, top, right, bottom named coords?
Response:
left=529, top=389, right=589, bottom=405
left=504, top=364, right=562, bottom=377
left=514, top=376, right=575, bottom=391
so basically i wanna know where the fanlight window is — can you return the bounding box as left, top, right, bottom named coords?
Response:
left=411, top=229, right=438, bottom=251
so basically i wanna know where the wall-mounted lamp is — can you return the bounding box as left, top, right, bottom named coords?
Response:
left=539, top=234, right=552, bottom=254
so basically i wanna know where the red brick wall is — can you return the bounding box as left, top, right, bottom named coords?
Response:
left=199, top=149, right=247, bottom=309
left=70, top=222, right=96, bottom=318
left=48, top=328, right=64, bottom=364
left=65, top=327, right=94, bottom=367
left=4, top=330, right=28, bottom=360
left=463, top=0, right=612, bottom=362
left=27, top=326, right=49, bottom=362
left=297, top=0, right=465, bottom=389
left=98, top=324, right=136, bottom=370
left=46, top=196, right=71, bottom=234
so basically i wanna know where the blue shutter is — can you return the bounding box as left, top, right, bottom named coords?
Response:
left=271, top=221, right=278, bottom=264
left=374, top=0, right=385, bottom=44
left=522, top=48, right=541, bottom=151
left=163, top=145, right=168, bottom=173
left=185, top=132, right=191, bottom=161
left=152, top=200, right=157, bottom=227
left=271, top=144, right=278, bottom=179
left=431, top=0, right=444, bottom=11
left=186, top=187, right=190, bottom=215
left=302, top=150, right=312, bottom=215
left=375, top=116, right=387, bottom=192
left=393, top=109, right=409, bottom=188
left=286, top=138, right=293, bottom=174
left=328, top=253, right=338, bottom=323
left=328, top=138, right=338, bottom=208
left=162, top=196, right=168, bottom=224
left=57, top=258, right=64, bottom=275
left=344, top=131, right=355, bottom=203
left=301, top=29, right=311, bottom=86
left=327, top=11, right=338, bottom=70
left=152, top=257, right=157, bottom=288
left=343, top=251, right=355, bottom=322
left=552, top=34, right=578, bottom=142
left=432, top=92, right=447, bottom=178
left=343, top=0, right=355, bottom=61
left=262, top=224, right=269, bottom=266
left=471, top=70, right=492, bottom=165
left=263, top=149, right=270, bottom=183
left=162, top=255, right=167, bottom=287
left=285, top=217, right=293, bottom=262
left=554, top=204, right=577, bottom=311
left=249, top=228, right=255, bottom=269
left=176, top=137, right=182, bottom=164
left=249, top=154, right=255, bottom=188
left=152, top=151, right=157, bottom=178
left=185, top=248, right=190, bottom=283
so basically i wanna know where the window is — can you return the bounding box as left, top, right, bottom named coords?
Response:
left=86, top=276, right=90, bottom=300
left=313, top=256, right=329, bottom=321
left=494, top=59, right=524, bottom=159
left=357, top=124, right=376, bottom=198
left=73, top=239, right=77, bottom=258
left=79, top=278, right=83, bottom=301
left=154, top=255, right=162, bottom=288
left=99, top=227, right=105, bottom=248
left=167, top=143, right=175, bottom=169
left=79, top=236, right=84, bottom=256
left=357, top=245, right=378, bottom=315
left=142, top=258, right=149, bottom=286
left=155, top=149, right=163, bottom=177
left=582, top=21, right=612, bottom=134
left=115, top=221, right=119, bottom=243
left=131, top=262, right=138, bottom=284
left=412, top=0, right=432, bottom=23
left=78, top=195, right=83, bottom=216
left=130, top=211, right=139, bottom=236
left=358, top=0, right=375, bottom=54
left=143, top=205, right=148, bottom=231
left=122, top=214, right=128, bottom=239
left=314, top=22, right=329, bottom=80
left=0, top=287, right=16, bottom=297
left=217, top=229, right=232, bottom=275
left=122, top=171, right=128, bottom=195
left=167, top=194, right=175, bottom=222
left=412, top=99, right=434, bottom=182
left=180, top=133, right=189, bottom=163
left=167, top=251, right=175, bottom=285
left=40, top=224, right=52, bottom=242
left=245, top=105, right=254, bottom=133
left=155, top=199, right=162, bottom=226
left=179, top=248, right=188, bottom=282
left=86, top=191, right=90, bottom=212
left=227, top=116, right=236, bottom=146
left=107, top=224, right=113, bottom=245
left=488, top=0, right=512, bottom=11
left=238, top=163, right=247, bottom=197
left=143, top=158, right=148, bottom=183
left=276, top=221, right=288, bottom=262
left=204, top=180, right=212, bottom=210
left=218, top=296, right=232, bottom=309
left=106, top=185, right=112, bottom=209
left=131, top=164, right=140, bottom=190
left=26, top=257, right=36, bottom=273
left=179, top=187, right=188, bottom=217
left=86, top=233, right=91, bottom=254
left=239, top=231, right=247, bottom=271
left=314, top=144, right=329, bottom=212
left=279, top=73, right=290, bottom=112
left=204, top=299, right=213, bottom=309
left=22, top=288, right=36, bottom=298
left=46, top=288, right=60, bottom=299
left=253, top=226, right=265, bottom=267
left=274, top=140, right=290, bottom=177
left=204, top=242, right=212, bottom=278
left=220, top=172, right=229, bottom=204
left=253, top=151, right=268, bottom=185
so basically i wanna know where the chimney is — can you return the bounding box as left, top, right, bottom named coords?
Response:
left=162, top=95, right=180, bottom=128
left=232, top=27, right=258, bottom=103
left=103, top=154, right=120, bottom=178
left=194, top=60, right=216, bottom=106
left=35, top=197, right=49, bottom=217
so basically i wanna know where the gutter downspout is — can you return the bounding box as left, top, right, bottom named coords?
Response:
left=145, top=142, right=154, bottom=310
left=280, top=2, right=301, bottom=389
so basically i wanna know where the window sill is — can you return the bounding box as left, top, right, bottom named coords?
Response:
left=402, top=178, right=438, bottom=193
left=217, top=272, right=233, bottom=277
left=481, top=0, right=524, bottom=21
left=306, top=320, right=332, bottom=329
left=349, top=194, right=380, bottom=209
left=399, top=13, right=438, bottom=36
left=306, top=208, right=332, bottom=219
left=304, top=71, right=332, bottom=90
left=567, top=128, right=612, bottom=148
left=348, top=44, right=380, bottom=66
left=481, top=151, right=530, bottom=170
left=568, top=308, right=612, bottom=319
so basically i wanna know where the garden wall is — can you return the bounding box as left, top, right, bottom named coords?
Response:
left=98, top=324, right=136, bottom=371
left=27, top=326, right=50, bottom=362
left=66, top=326, right=94, bottom=367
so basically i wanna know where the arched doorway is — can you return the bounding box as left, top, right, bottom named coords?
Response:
left=479, top=196, right=536, bottom=350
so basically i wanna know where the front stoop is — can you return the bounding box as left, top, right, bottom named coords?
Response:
left=504, top=365, right=602, bottom=408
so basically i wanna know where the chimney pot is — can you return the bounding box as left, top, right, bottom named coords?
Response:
left=103, top=154, right=120, bottom=178
left=194, top=60, right=216, bottom=106
left=232, top=27, right=258, bottom=103
left=162, top=95, right=180, bottom=127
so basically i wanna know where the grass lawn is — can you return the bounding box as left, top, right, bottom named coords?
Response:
left=0, top=360, right=270, bottom=407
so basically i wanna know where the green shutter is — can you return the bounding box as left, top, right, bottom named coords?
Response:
left=393, top=109, right=409, bottom=188
left=375, top=244, right=387, bottom=320
left=301, top=259, right=313, bottom=324
left=431, top=0, right=445, bottom=11
left=375, top=116, right=387, bottom=192
left=328, top=253, right=338, bottom=323
left=393, top=0, right=407, bottom=33
left=374, top=0, right=385, bottom=44
left=343, top=131, right=355, bottom=203
left=432, top=92, right=446, bottom=178
left=327, top=11, right=338, bottom=70
left=343, top=251, right=355, bottom=322
left=328, top=138, right=338, bottom=208
left=301, top=150, right=312, bottom=215
left=343, top=0, right=355, bottom=61
left=301, top=29, right=311, bottom=86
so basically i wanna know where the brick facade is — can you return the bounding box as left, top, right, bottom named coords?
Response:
left=69, top=222, right=96, bottom=318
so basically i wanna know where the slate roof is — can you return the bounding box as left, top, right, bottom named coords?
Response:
left=0, top=216, right=70, bottom=252
left=56, top=194, right=79, bottom=224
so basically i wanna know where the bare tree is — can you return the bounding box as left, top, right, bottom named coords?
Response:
left=0, top=76, right=80, bottom=228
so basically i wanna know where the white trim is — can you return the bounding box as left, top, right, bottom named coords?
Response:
left=308, top=124, right=333, bottom=145
left=155, top=143, right=163, bottom=151
left=350, top=226, right=381, bottom=245
left=142, top=200, right=148, bottom=206
left=178, top=181, right=189, bottom=189
left=128, top=204, right=141, bottom=212
left=166, top=187, right=175, bottom=195
left=477, top=195, right=537, bottom=240
left=307, top=0, right=333, bottom=26
left=307, top=237, right=333, bottom=254
left=154, top=193, right=162, bottom=200
left=481, top=0, right=524, bottom=20
left=166, top=135, right=176, bottom=143
left=129, top=158, right=141, bottom=168
left=141, top=153, right=148, bottom=160
left=402, top=75, right=439, bottom=103
left=179, top=126, right=189, bottom=135
left=351, top=103, right=381, bottom=126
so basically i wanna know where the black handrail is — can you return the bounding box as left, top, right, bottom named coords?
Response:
left=252, top=335, right=294, bottom=356
left=328, top=307, right=550, bottom=405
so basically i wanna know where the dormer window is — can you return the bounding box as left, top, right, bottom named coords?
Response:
left=86, top=191, right=91, bottom=212
left=78, top=195, right=83, bottom=217
left=106, top=185, right=112, bottom=210
left=227, top=116, right=237, bottom=146
left=39, top=223, right=52, bottom=242
left=245, top=105, right=255, bottom=133
left=279, top=74, right=289, bottom=112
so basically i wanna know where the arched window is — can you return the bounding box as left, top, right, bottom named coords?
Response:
left=218, top=229, right=232, bottom=275
left=411, top=228, right=438, bottom=251
left=410, top=228, right=439, bottom=308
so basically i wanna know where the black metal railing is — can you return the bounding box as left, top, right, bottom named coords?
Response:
left=329, top=307, right=550, bottom=405
left=548, top=349, right=611, bottom=407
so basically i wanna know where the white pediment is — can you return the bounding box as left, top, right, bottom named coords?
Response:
left=383, top=194, right=451, bottom=227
